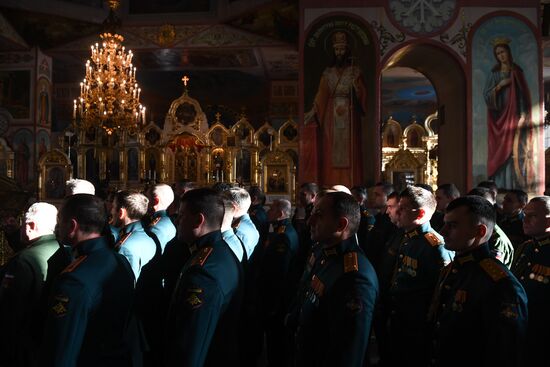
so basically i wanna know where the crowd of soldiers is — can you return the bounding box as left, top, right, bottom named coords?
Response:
left=0, top=177, right=547, bottom=367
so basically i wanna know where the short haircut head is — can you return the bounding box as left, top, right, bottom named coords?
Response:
left=324, top=192, right=361, bottom=235
left=478, top=180, right=498, bottom=193
left=415, top=183, right=434, bottom=194
left=181, top=188, right=225, bottom=229
left=351, top=186, right=367, bottom=199
left=227, top=187, right=252, bottom=212
left=467, top=187, right=493, bottom=202
left=399, top=186, right=437, bottom=213
left=437, top=183, right=461, bottom=199
left=274, top=198, right=292, bottom=218
left=387, top=191, right=399, bottom=201
left=300, top=182, right=319, bottom=194
left=60, top=194, right=106, bottom=234
left=211, top=181, right=233, bottom=193
left=114, top=190, right=149, bottom=220
left=25, top=202, right=57, bottom=233
left=152, top=183, right=175, bottom=209
left=375, top=182, right=395, bottom=196
left=529, top=196, right=550, bottom=215
left=248, top=185, right=266, bottom=205
left=65, top=179, right=95, bottom=196
left=446, top=196, right=496, bottom=233
left=507, top=189, right=528, bottom=205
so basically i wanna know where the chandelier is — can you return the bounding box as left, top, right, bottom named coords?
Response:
left=73, top=1, right=145, bottom=135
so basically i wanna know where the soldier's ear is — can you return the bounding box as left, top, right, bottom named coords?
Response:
left=416, top=208, right=426, bottom=220
left=337, top=216, right=349, bottom=233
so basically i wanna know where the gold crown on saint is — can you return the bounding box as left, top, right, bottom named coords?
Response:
left=332, top=31, right=348, bottom=48
left=491, top=37, right=511, bottom=47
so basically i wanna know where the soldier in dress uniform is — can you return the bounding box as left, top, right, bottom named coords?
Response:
left=248, top=186, right=269, bottom=246
left=430, top=196, right=527, bottom=366
left=140, top=184, right=177, bottom=365
left=227, top=187, right=259, bottom=260
left=290, top=191, right=378, bottom=366
left=388, top=186, right=453, bottom=366
left=111, top=190, right=156, bottom=280
left=367, top=183, right=395, bottom=270
left=0, top=203, right=60, bottom=367
left=41, top=194, right=141, bottom=367
left=165, top=188, right=243, bottom=367
left=351, top=185, right=376, bottom=255
left=259, top=199, right=298, bottom=366
left=511, top=196, right=550, bottom=365
left=468, top=187, right=514, bottom=268
left=499, top=189, right=528, bottom=248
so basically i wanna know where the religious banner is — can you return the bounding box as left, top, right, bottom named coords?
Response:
left=471, top=15, right=542, bottom=193
left=303, top=15, right=374, bottom=187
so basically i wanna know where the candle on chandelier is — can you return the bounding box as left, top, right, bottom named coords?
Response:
left=73, top=100, right=77, bottom=119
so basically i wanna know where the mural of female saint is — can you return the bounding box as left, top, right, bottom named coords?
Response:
left=483, top=39, right=535, bottom=189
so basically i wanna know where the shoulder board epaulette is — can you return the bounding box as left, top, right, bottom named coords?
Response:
left=190, top=247, right=213, bottom=267
left=344, top=252, right=359, bottom=273
left=424, top=232, right=442, bottom=247
left=277, top=225, right=286, bottom=234
left=115, top=232, right=132, bottom=249
left=61, top=255, right=88, bottom=274
left=479, top=258, right=508, bottom=281
left=150, top=217, right=161, bottom=227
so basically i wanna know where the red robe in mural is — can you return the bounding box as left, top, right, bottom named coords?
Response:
left=306, top=65, right=367, bottom=187
left=484, top=65, right=536, bottom=190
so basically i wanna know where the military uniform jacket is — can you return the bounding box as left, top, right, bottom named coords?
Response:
left=145, top=210, right=176, bottom=253
left=366, top=213, right=396, bottom=271
left=234, top=213, right=260, bottom=260
left=41, top=236, right=140, bottom=367
left=259, top=218, right=299, bottom=316
left=511, top=235, right=550, bottom=364
left=431, top=243, right=527, bottom=367
left=389, top=222, right=453, bottom=331
left=0, top=234, right=60, bottom=367
left=489, top=224, right=515, bottom=268
left=357, top=206, right=376, bottom=256
left=116, top=220, right=156, bottom=280
left=165, top=230, right=243, bottom=367
left=294, top=237, right=379, bottom=367
left=249, top=204, right=269, bottom=244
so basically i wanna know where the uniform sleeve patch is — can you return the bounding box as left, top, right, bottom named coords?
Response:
left=61, top=255, right=88, bottom=274
left=500, top=302, right=519, bottom=320
left=424, top=232, right=442, bottom=247
left=51, top=295, right=69, bottom=317
left=344, top=252, right=359, bottom=273
left=480, top=258, right=508, bottom=281
left=185, top=288, right=203, bottom=309
left=345, top=296, right=363, bottom=314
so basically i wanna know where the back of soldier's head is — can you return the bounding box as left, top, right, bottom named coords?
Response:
left=400, top=186, right=437, bottom=214
left=468, top=187, right=494, bottom=204
left=65, top=178, right=95, bottom=196
left=181, top=188, right=224, bottom=229
left=152, top=183, right=175, bottom=210
left=248, top=185, right=266, bottom=205
left=446, top=195, right=496, bottom=234
left=61, top=194, right=106, bottom=235
left=275, top=199, right=292, bottom=218
left=324, top=191, right=361, bottom=235
left=227, top=187, right=252, bottom=212
left=507, top=189, right=528, bottom=206
left=300, top=182, right=319, bottom=195
left=437, top=183, right=461, bottom=200
left=211, top=181, right=233, bottom=194
left=114, top=190, right=149, bottom=221
left=25, top=202, right=58, bottom=234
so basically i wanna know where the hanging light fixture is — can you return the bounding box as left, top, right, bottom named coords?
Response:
left=73, top=0, right=146, bottom=135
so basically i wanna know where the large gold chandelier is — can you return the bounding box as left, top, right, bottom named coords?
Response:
left=73, top=1, right=145, bottom=135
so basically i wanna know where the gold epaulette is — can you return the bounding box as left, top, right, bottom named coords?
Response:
left=190, top=247, right=213, bottom=267
left=61, top=255, right=88, bottom=274
left=150, top=217, right=161, bottom=227
left=424, top=232, right=442, bottom=247
left=479, top=258, right=508, bottom=281
left=344, top=252, right=359, bottom=273
left=362, top=210, right=370, bottom=217
left=277, top=225, right=286, bottom=234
